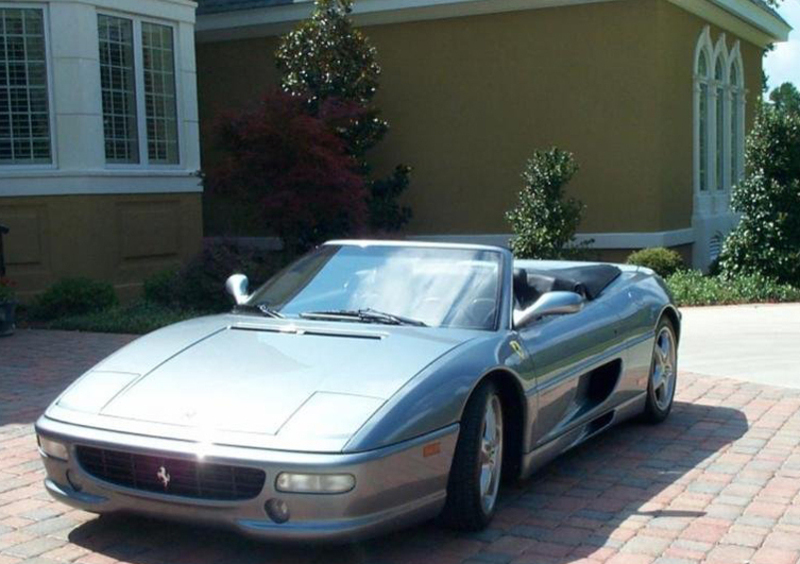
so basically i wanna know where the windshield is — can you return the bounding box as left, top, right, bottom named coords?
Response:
left=244, top=245, right=503, bottom=330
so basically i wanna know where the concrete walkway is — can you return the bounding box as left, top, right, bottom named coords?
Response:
left=680, top=303, right=800, bottom=389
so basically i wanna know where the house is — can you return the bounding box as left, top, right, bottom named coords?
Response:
left=1, top=0, right=791, bottom=300
left=0, top=0, right=203, bottom=299
left=195, top=0, right=790, bottom=269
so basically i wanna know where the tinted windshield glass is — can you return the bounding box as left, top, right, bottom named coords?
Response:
left=245, top=245, right=503, bottom=330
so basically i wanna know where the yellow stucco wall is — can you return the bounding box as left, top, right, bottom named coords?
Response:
left=0, top=194, right=203, bottom=300
left=196, top=0, right=765, bottom=238
left=654, top=1, right=763, bottom=231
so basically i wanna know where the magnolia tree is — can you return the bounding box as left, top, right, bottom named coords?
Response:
left=506, top=148, right=591, bottom=259
left=720, top=101, right=800, bottom=285
left=276, top=0, right=411, bottom=231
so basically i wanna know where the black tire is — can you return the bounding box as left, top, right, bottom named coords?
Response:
left=644, top=317, right=678, bottom=424
left=441, top=381, right=503, bottom=531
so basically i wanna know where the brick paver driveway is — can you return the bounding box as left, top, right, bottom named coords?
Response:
left=2, top=330, right=800, bottom=564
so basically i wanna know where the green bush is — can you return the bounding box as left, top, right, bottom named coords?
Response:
left=48, top=301, right=202, bottom=335
left=142, top=268, right=179, bottom=306
left=147, top=241, right=286, bottom=313
left=719, top=102, right=800, bottom=285
left=30, top=277, right=118, bottom=320
left=666, top=270, right=800, bottom=307
left=626, top=248, right=685, bottom=278
left=506, top=148, right=591, bottom=259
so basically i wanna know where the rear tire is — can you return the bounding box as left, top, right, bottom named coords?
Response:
left=644, top=317, right=678, bottom=424
left=441, top=381, right=503, bottom=531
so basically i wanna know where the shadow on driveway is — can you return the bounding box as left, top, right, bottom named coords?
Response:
left=65, top=400, right=749, bottom=564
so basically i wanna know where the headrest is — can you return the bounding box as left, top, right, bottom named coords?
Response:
left=513, top=268, right=529, bottom=290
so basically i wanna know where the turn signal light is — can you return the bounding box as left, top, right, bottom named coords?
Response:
left=38, top=436, right=69, bottom=461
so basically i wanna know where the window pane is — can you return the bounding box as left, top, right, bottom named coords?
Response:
left=716, top=86, right=724, bottom=190
left=732, top=93, right=742, bottom=185
left=698, top=52, right=708, bottom=76
left=0, top=8, right=51, bottom=165
left=98, top=15, right=139, bottom=164
left=699, top=83, right=708, bottom=191
left=142, top=22, right=178, bottom=165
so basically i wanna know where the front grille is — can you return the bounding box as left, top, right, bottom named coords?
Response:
left=76, top=445, right=265, bottom=501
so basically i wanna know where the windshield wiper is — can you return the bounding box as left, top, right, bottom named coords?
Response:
left=300, top=309, right=427, bottom=327
left=234, top=303, right=285, bottom=319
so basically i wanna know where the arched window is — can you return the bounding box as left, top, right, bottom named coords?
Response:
left=713, top=38, right=727, bottom=192
left=695, top=29, right=745, bottom=197
left=728, top=45, right=745, bottom=186
left=694, top=29, right=712, bottom=193
left=714, top=60, right=725, bottom=190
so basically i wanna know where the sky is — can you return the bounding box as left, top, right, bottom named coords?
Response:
left=764, top=0, right=800, bottom=92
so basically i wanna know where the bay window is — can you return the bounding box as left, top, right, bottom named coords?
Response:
left=0, top=6, right=51, bottom=165
left=98, top=15, right=138, bottom=164
left=98, top=13, right=179, bottom=166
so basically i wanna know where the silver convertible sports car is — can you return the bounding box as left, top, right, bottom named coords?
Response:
left=36, top=240, right=680, bottom=541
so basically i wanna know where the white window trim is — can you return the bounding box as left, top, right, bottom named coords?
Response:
left=97, top=9, right=184, bottom=171
left=711, top=34, right=728, bottom=194
left=693, top=27, right=746, bottom=219
left=0, top=1, right=58, bottom=171
left=727, top=41, right=746, bottom=186
left=693, top=26, right=713, bottom=196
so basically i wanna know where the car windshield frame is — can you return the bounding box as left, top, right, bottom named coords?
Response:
left=242, top=243, right=506, bottom=331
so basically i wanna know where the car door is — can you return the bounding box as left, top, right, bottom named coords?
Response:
left=516, top=297, right=620, bottom=450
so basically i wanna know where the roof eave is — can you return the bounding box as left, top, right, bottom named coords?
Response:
left=195, top=0, right=791, bottom=45
left=704, top=0, right=791, bottom=42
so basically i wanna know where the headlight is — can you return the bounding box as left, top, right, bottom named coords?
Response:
left=275, top=472, right=355, bottom=494
left=38, top=436, right=69, bottom=461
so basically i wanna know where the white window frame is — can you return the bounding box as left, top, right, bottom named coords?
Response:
left=711, top=36, right=728, bottom=193
left=97, top=9, right=183, bottom=170
left=693, top=27, right=746, bottom=217
left=727, top=42, right=746, bottom=187
left=0, top=1, right=57, bottom=171
left=693, top=26, right=713, bottom=196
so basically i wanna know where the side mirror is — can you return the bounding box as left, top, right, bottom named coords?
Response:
left=513, top=291, right=585, bottom=329
left=225, top=274, right=250, bottom=305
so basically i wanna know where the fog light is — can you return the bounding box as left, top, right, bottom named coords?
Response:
left=275, top=472, right=355, bottom=494
left=265, top=498, right=290, bottom=523
left=38, top=436, right=69, bottom=461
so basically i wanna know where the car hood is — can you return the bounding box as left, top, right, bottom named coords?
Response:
left=47, top=315, right=479, bottom=452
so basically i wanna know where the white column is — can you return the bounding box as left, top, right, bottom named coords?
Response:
left=48, top=2, right=105, bottom=171
left=178, top=20, right=201, bottom=172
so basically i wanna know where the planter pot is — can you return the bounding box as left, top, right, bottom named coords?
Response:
left=0, top=300, right=16, bottom=337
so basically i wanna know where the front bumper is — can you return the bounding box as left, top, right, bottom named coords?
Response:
left=35, top=416, right=458, bottom=542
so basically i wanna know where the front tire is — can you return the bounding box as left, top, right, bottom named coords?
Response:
left=441, top=381, right=503, bottom=531
left=644, top=318, right=678, bottom=423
